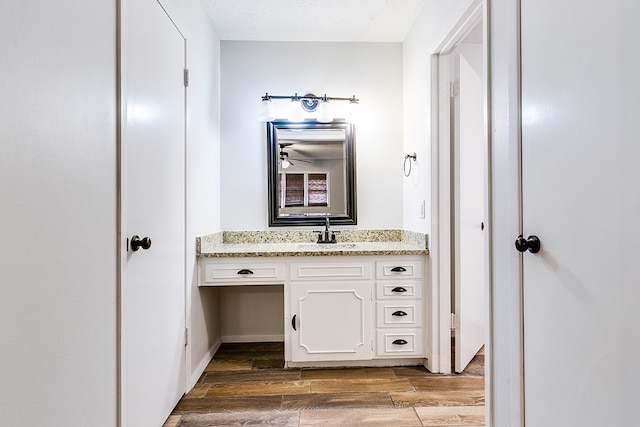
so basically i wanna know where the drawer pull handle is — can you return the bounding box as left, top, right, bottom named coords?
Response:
left=391, top=287, right=407, bottom=293
left=291, top=314, right=297, bottom=331
left=390, top=266, right=407, bottom=273
left=392, top=339, right=408, bottom=345
left=237, top=269, right=254, bottom=275
left=392, top=310, right=408, bottom=317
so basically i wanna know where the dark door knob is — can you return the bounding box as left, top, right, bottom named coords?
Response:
left=130, top=235, right=152, bottom=251
left=515, top=235, right=540, bottom=254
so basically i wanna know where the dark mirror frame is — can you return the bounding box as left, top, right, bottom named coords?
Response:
left=267, top=119, right=357, bottom=227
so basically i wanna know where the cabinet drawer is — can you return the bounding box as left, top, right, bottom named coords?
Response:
left=376, top=330, right=424, bottom=357
left=291, top=262, right=371, bottom=281
left=376, top=302, right=422, bottom=328
left=376, top=280, right=423, bottom=299
left=203, top=262, right=285, bottom=284
left=376, top=260, right=423, bottom=279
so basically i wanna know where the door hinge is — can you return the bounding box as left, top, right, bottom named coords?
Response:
left=185, top=327, right=189, bottom=347
left=183, top=68, right=190, bottom=87
left=451, top=313, right=456, bottom=330
left=449, top=81, right=458, bottom=98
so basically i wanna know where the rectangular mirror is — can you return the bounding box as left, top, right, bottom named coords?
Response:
left=267, top=120, right=357, bottom=226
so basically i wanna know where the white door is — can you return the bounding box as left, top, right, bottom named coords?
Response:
left=452, top=44, right=485, bottom=373
left=290, top=281, right=372, bottom=362
left=521, top=1, right=640, bottom=425
left=122, top=0, right=186, bottom=425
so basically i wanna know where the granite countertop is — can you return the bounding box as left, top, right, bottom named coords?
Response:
left=197, top=230, right=429, bottom=258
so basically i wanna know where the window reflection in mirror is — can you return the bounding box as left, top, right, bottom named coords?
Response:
left=267, top=120, right=357, bottom=226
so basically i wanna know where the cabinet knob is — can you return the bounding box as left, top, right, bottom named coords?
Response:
left=392, top=310, right=408, bottom=317
left=391, top=287, right=407, bottom=293
left=291, top=314, right=297, bottom=331
left=237, top=269, right=254, bottom=275
left=392, top=339, right=408, bottom=345
left=390, top=266, right=407, bottom=272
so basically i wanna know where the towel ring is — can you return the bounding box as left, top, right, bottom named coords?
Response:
left=404, top=153, right=417, bottom=177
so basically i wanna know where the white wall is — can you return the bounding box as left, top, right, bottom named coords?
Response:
left=220, top=41, right=404, bottom=231
left=165, top=0, right=224, bottom=388
left=402, top=0, right=475, bottom=235
left=0, top=1, right=118, bottom=425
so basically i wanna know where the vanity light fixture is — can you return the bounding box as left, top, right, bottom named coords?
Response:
left=288, top=95, right=305, bottom=122
left=260, top=92, right=359, bottom=122
left=259, top=97, right=276, bottom=121
left=316, top=97, right=332, bottom=123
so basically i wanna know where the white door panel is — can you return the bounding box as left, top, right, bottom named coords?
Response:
left=122, top=0, right=186, bottom=425
left=454, top=46, right=485, bottom=373
left=521, top=1, right=640, bottom=425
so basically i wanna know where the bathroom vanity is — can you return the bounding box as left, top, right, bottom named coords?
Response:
left=197, top=231, right=429, bottom=368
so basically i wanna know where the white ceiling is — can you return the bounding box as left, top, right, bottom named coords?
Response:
left=200, top=0, right=426, bottom=42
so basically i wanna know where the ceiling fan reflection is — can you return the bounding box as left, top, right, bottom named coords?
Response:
left=279, top=143, right=311, bottom=169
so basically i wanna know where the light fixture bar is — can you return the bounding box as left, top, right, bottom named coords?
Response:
left=261, top=92, right=359, bottom=104
left=260, top=92, right=359, bottom=122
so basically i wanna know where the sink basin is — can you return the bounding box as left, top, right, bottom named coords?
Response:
left=297, top=243, right=360, bottom=250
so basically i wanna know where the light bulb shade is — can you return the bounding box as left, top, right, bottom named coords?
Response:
left=316, top=101, right=332, bottom=123
left=288, top=101, right=305, bottom=122
left=259, top=99, right=275, bottom=121
left=281, top=159, right=291, bottom=169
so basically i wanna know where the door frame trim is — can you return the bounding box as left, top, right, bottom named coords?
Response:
left=487, top=0, right=525, bottom=425
left=430, top=0, right=484, bottom=372
left=429, top=0, right=492, bottom=419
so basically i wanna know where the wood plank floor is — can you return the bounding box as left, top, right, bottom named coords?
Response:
left=164, top=342, right=484, bottom=426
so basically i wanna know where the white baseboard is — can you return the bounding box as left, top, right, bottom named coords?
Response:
left=221, top=334, right=284, bottom=343
left=188, top=337, right=222, bottom=390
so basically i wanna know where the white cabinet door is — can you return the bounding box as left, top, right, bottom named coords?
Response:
left=290, top=281, right=372, bottom=362
left=521, top=1, right=640, bottom=425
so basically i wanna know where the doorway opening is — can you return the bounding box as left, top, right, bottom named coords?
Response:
left=429, top=0, right=489, bottom=377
